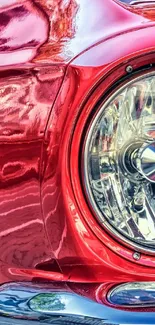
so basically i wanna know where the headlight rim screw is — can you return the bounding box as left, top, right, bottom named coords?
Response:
left=133, top=251, right=141, bottom=261
left=126, top=65, right=133, bottom=73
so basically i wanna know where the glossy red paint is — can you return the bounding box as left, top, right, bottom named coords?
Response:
left=41, top=1, right=155, bottom=283
left=0, top=0, right=155, bottom=291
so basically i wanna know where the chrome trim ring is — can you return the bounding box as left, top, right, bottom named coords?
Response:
left=107, top=282, right=155, bottom=307
left=130, top=1, right=155, bottom=4
left=83, top=70, right=155, bottom=254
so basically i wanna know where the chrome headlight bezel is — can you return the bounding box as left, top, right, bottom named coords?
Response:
left=83, top=70, right=155, bottom=254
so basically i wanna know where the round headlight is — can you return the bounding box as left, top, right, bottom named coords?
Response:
left=84, top=71, right=155, bottom=253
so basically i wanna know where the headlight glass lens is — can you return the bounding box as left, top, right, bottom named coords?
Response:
left=84, top=72, right=155, bottom=252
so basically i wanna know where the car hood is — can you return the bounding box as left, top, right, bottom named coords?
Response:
left=0, top=0, right=155, bottom=67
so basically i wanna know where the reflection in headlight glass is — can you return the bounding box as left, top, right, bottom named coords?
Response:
left=84, top=73, right=155, bottom=252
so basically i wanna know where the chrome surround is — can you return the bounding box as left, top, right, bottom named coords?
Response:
left=1, top=282, right=155, bottom=324
left=107, top=282, right=155, bottom=307
left=136, top=142, right=155, bottom=183
left=130, top=0, right=155, bottom=4
left=83, top=70, right=155, bottom=254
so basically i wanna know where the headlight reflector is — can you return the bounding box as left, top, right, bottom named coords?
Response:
left=84, top=72, right=155, bottom=252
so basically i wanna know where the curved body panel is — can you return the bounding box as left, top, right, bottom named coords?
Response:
left=0, top=0, right=155, bottom=294
left=41, top=0, right=155, bottom=283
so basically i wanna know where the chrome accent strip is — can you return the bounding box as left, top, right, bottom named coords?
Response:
left=130, top=0, right=155, bottom=4
left=0, top=282, right=155, bottom=324
left=0, top=317, right=107, bottom=324
left=108, top=281, right=155, bottom=307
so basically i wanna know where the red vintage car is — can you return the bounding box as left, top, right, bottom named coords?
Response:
left=1, top=0, right=155, bottom=324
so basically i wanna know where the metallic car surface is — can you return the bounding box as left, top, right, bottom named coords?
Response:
left=41, top=0, right=155, bottom=284
left=108, top=282, right=155, bottom=307
left=0, top=282, right=155, bottom=324
left=1, top=0, right=155, bottom=323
